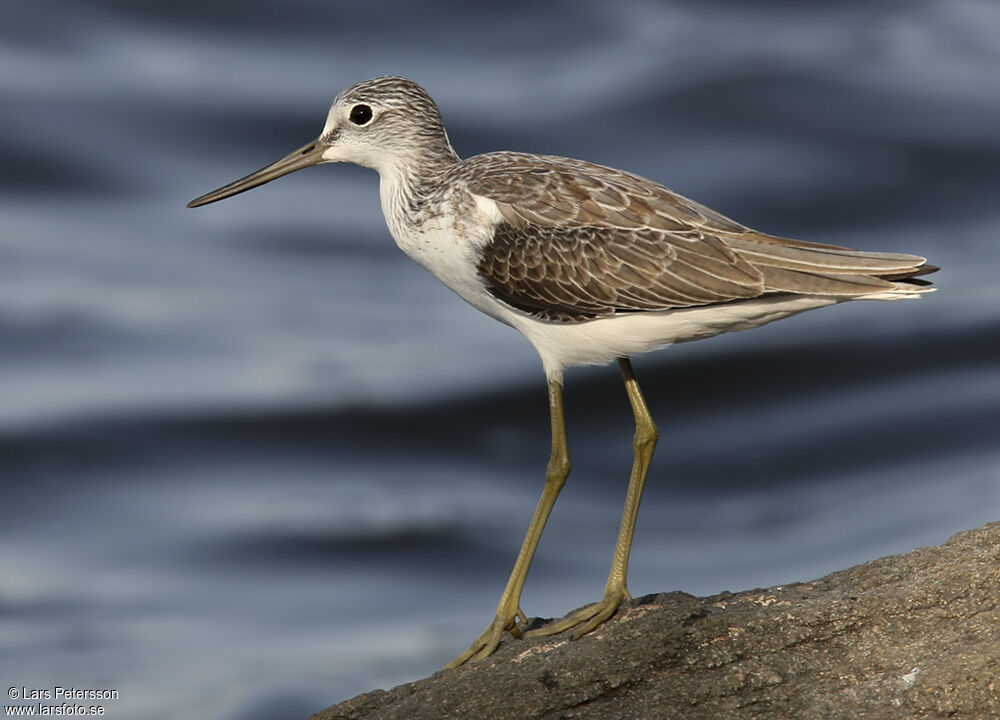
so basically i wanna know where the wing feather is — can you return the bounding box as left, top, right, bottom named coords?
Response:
left=456, top=152, right=934, bottom=322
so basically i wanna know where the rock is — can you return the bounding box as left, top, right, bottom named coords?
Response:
left=311, top=523, right=1000, bottom=720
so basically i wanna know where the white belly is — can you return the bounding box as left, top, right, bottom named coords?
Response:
left=508, top=295, right=842, bottom=380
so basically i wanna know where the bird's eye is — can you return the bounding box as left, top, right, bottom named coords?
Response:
left=349, top=104, right=373, bottom=125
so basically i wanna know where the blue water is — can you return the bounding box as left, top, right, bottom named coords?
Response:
left=2, top=2, right=999, bottom=719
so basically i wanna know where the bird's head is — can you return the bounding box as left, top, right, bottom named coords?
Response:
left=187, top=76, right=456, bottom=208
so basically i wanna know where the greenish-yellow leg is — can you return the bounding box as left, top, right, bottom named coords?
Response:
left=445, top=378, right=571, bottom=668
left=528, top=357, right=658, bottom=639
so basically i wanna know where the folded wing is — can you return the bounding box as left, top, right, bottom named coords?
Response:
left=461, top=152, right=933, bottom=322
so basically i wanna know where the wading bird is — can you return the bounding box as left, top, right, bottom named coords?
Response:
left=188, top=76, right=935, bottom=667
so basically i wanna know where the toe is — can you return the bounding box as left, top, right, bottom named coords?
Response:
left=444, top=612, right=522, bottom=668
left=526, top=590, right=626, bottom=639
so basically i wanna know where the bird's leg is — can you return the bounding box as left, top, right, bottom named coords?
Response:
left=528, top=357, right=657, bottom=639
left=445, top=378, right=571, bottom=668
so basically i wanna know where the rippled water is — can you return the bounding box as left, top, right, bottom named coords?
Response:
left=2, top=2, right=999, bottom=719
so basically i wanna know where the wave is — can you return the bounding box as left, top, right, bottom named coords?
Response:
left=2, top=318, right=995, bottom=486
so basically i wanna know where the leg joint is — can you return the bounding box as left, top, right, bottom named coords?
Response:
left=633, top=420, right=659, bottom=452
left=545, top=453, right=571, bottom=487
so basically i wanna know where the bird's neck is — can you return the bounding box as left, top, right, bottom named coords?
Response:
left=378, top=142, right=460, bottom=239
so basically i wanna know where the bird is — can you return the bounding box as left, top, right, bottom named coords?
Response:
left=187, top=76, right=936, bottom=668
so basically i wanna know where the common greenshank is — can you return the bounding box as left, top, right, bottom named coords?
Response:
left=188, top=76, right=936, bottom=668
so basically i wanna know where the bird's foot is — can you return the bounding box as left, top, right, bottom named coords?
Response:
left=526, top=586, right=631, bottom=639
left=444, top=606, right=528, bottom=669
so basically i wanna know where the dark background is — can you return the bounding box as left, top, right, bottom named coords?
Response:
left=2, top=2, right=998, bottom=719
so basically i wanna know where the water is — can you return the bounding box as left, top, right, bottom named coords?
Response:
left=2, top=1, right=999, bottom=719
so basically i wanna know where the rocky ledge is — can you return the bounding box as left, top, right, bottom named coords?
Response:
left=312, top=522, right=1000, bottom=720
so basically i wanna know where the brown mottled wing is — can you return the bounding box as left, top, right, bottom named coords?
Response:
left=463, top=152, right=932, bottom=322
left=465, top=153, right=765, bottom=321
left=478, top=222, right=764, bottom=321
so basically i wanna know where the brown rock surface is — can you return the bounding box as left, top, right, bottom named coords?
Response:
left=312, top=523, right=1000, bottom=720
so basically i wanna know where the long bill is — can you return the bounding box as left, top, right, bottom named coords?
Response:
left=187, top=140, right=327, bottom=208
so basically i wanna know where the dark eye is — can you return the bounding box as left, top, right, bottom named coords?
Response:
left=349, top=104, right=373, bottom=125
